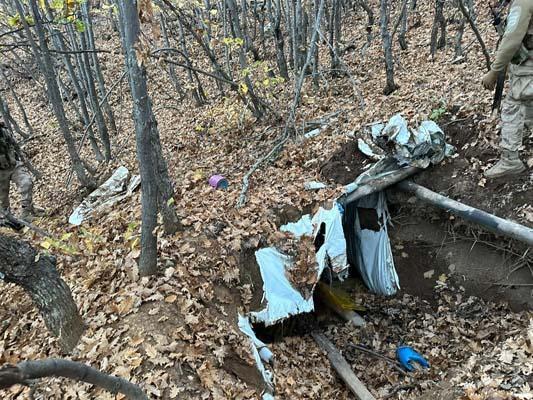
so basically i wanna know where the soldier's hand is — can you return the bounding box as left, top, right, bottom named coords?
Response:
left=482, top=70, right=499, bottom=90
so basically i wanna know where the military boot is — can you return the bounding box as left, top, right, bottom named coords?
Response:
left=484, top=150, right=526, bottom=179
left=21, top=205, right=45, bottom=222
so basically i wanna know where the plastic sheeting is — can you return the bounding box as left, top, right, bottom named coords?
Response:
left=238, top=315, right=274, bottom=395
left=359, top=114, right=455, bottom=169
left=280, top=214, right=313, bottom=238
left=343, top=191, right=399, bottom=296
left=250, top=247, right=319, bottom=326
left=312, top=204, right=350, bottom=278
left=69, top=166, right=140, bottom=225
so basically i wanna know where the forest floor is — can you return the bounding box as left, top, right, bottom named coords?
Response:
left=0, top=1, right=532, bottom=399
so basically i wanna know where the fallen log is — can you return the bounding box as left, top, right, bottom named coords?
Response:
left=340, top=166, right=421, bottom=206
left=397, top=180, right=533, bottom=246
left=0, top=235, right=84, bottom=352
left=0, top=359, right=148, bottom=399
left=311, top=332, right=376, bottom=400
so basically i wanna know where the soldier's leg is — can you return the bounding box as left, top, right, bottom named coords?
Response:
left=11, top=162, right=35, bottom=219
left=0, top=169, right=12, bottom=212
left=500, top=96, right=524, bottom=153
left=485, top=74, right=530, bottom=178
left=524, top=99, right=533, bottom=135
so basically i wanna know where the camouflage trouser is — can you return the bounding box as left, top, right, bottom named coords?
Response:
left=501, top=60, right=533, bottom=152
left=0, top=161, right=33, bottom=212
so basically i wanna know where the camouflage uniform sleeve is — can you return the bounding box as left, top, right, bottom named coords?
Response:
left=492, top=0, right=533, bottom=71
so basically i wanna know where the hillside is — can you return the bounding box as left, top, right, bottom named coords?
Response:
left=0, top=0, right=531, bottom=399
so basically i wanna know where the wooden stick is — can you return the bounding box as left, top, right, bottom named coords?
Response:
left=311, top=332, right=376, bottom=400
left=349, top=344, right=407, bottom=376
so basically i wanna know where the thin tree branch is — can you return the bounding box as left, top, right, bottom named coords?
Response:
left=0, top=359, right=148, bottom=400
left=457, top=0, right=491, bottom=71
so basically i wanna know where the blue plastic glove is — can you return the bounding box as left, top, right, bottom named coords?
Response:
left=396, top=346, right=429, bottom=371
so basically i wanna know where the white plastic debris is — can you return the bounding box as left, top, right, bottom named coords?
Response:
left=69, top=166, right=140, bottom=225
left=280, top=214, right=313, bottom=238
left=357, top=138, right=375, bottom=158
left=303, top=181, right=327, bottom=191
left=238, top=315, right=274, bottom=393
left=312, top=204, right=350, bottom=278
left=303, top=128, right=322, bottom=139
left=359, top=114, right=455, bottom=169
left=250, top=247, right=319, bottom=326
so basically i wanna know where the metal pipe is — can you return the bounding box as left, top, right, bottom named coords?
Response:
left=397, top=180, right=533, bottom=246
left=340, top=166, right=421, bottom=206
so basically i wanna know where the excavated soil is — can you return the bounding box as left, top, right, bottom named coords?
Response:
left=319, top=114, right=533, bottom=227
left=319, top=139, right=370, bottom=185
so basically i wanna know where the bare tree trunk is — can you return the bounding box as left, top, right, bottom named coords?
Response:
left=160, top=16, right=186, bottom=99
left=81, top=1, right=118, bottom=137
left=380, top=0, right=398, bottom=95
left=117, top=0, right=159, bottom=276
left=176, top=17, right=207, bottom=105
left=226, top=0, right=266, bottom=118
left=0, top=68, right=33, bottom=137
left=430, top=0, right=446, bottom=57
left=79, top=30, right=112, bottom=161
left=0, top=359, right=148, bottom=399
left=397, top=0, right=409, bottom=50
left=0, top=235, right=84, bottom=353
left=47, top=21, right=104, bottom=162
left=358, top=0, right=374, bottom=55
left=117, top=0, right=181, bottom=274
left=267, top=0, right=289, bottom=79
left=457, top=0, right=491, bottom=71
left=0, top=96, right=26, bottom=139
left=16, top=0, right=94, bottom=189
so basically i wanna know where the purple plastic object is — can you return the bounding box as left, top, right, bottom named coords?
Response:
left=209, top=175, right=228, bottom=190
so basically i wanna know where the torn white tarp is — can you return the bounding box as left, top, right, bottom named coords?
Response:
left=280, top=204, right=350, bottom=278
left=280, top=214, right=313, bottom=238
left=312, top=204, right=350, bottom=278
left=69, top=166, right=140, bottom=225
left=238, top=314, right=274, bottom=394
left=250, top=247, right=319, bottom=326
left=359, top=114, right=455, bottom=169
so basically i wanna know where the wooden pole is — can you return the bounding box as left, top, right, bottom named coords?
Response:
left=312, top=332, right=376, bottom=400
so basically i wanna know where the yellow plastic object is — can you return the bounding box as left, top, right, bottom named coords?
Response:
left=316, top=282, right=366, bottom=312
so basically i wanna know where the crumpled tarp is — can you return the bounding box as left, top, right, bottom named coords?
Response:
left=359, top=114, right=455, bottom=169
left=69, top=166, right=140, bottom=225
left=343, top=115, right=455, bottom=295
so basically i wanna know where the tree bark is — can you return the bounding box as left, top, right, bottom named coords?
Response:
left=430, top=0, right=446, bottom=57
left=81, top=1, right=118, bottom=138
left=0, top=235, right=84, bottom=353
left=117, top=0, right=182, bottom=274
left=380, top=0, right=398, bottom=95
